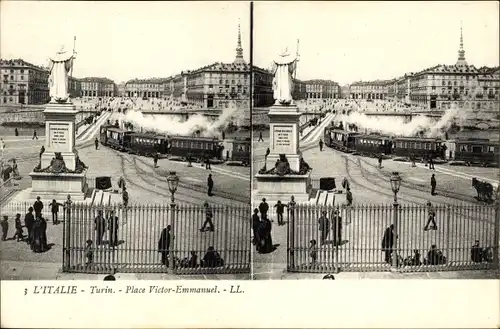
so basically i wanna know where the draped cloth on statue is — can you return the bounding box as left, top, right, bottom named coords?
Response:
left=48, top=49, right=75, bottom=103
left=272, top=51, right=298, bottom=105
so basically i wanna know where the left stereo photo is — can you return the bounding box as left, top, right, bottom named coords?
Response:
left=0, top=1, right=252, bottom=280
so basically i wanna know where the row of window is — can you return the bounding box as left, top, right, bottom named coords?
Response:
left=357, top=139, right=388, bottom=145
left=171, top=140, right=216, bottom=150
left=457, top=145, right=496, bottom=153
left=395, top=141, right=436, bottom=150
left=132, top=137, right=163, bottom=145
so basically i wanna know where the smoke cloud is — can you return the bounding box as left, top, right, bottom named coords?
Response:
left=338, top=104, right=470, bottom=138
left=110, top=104, right=246, bottom=137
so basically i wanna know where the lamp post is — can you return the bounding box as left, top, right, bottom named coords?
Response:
left=390, top=172, right=402, bottom=269
left=166, top=171, right=179, bottom=271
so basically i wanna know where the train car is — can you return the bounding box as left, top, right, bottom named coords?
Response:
left=102, top=127, right=133, bottom=151
left=323, top=128, right=358, bottom=152
left=127, top=132, right=169, bottom=157
left=444, top=138, right=499, bottom=166
left=99, top=125, right=114, bottom=145
left=229, top=138, right=251, bottom=166
left=393, top=137, right=444, bottom=159
left=354, top=134, right=393, bottom=156
left=169, top=136, right=224, bottom=162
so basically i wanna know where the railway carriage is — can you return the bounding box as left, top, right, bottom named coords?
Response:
left=393, top=137, right=444, bottom=159
left=323, top=128, right=358, bottom=152
left=444, top=138, right=499, bottom=166
left=354, top=134, right=392, bottom=156
left=169, top=136, right=224, bottom=162
left=127, top=132, right=169, bottom=156
left=228, top=138, right=251, bottom=166
left=101, top=126, right=132, bottom=151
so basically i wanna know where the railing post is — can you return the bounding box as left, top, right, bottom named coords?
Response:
left=288, top=203, right=295, bottom=270
left=63, top=203, right=72, bottom=271
left=169, top=202, right=176, bottom=274
left=446, top=204, right=450, bottom=259
left=494, top=200, right=500, bottom=270
left=391, top=201, right=399, bottom=270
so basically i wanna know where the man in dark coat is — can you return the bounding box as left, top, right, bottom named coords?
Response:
left=94, top=137, right=99, bottom=150
left=257, top=217, right=273, bottom=254
left=319, top=139, right=324, bottom=151
left=24, top=207, right=35, bottom=245
left=378, top=154, right=383, bottom=169
left=252, top=208, right=261, bottom=246
left=318, top=211, right=330, bottom=245
left=200, top=202, right=215, bottom=232
left=158, top=225, right=171, bottom=266
left=428, top=153, right=435, bottom=170
left=470, top=240, right=483, bottom=263
left=33, top=196, right=44, bottom=219
left=108, top=211, right=119, bottom=248
left=32, top=129, right=38, bottom=140
left=258, top=131, right=264, bottom=142
left=205, top=156, right=211, bottom=170
left=49, top=199, right=63, bottom=225
left=331, top=210, right=343, bottom=246
left=122, top=187, right=129, bottom=207
left=259, top=198, right=269, bottom=220
left=346, top=188, right=353, bottom=206
left=382, top=224, right=397, bottom=264
left=274, top=200, right=287, bottom=226
left=430, top=174, right=437, bottom=196
left=94, top=211, right=106, bottom=245
left=265, top=147, right=270, bottom=159
left=207, top=174, right=214, bottom=196
left=153, top=153, right=159, bottom=168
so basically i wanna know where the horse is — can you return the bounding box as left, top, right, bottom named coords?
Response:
left=472, top=178, right=494, bottom=202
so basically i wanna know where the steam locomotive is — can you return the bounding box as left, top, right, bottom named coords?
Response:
left=324, top=125, right=499, bottom=166
left=99, top=125, right=250, bottom=166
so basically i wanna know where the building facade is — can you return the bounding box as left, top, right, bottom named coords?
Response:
left=350, top=80, right=389, bottom=100
left=124, top=79, right=162, bottom=98
left=253, top=66, right=273, bottom=107
left=303, top=79, right=340, bottom=100
left=81, top=77, right=117, bottom=98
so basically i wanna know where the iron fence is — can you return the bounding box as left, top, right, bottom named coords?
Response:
left=256, top=202, right=499, bottom=273
left=1, top=202, right=250, bottom=275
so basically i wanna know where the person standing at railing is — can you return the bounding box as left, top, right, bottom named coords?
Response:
left=332, top=210, right=343, bottom=246
left=49, top=199, right=63, bottom=225
left=274, top=200, right=287, bottom=226
left=158, top=225, right=171, bottom=266
left=259, top=198, right=269, bottom=221
left=108, top=210, right=119, bottom=248
left=24, top=207, right=35, bottom=245
left=122, top=187, right=129, bottom=207
left=382, top=224, right=397, bottom=264
left=318, top=211, right=330, bottom=245
left=13, top=213, right=24, bottom=242
left=252, top=208, right=261, bottom=246
left=1, top=215, right=8, bottom=241
left=33, top=196, right=44, bottom=219
left=94, top=211, right=106, bottom=246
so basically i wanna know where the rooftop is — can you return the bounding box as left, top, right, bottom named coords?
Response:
left=0, top=58, right=48, bottom=71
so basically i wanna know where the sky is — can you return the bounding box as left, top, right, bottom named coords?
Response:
left=0, top=1, right=250, bottom=83
left=254, top=1, right=500, bottom=85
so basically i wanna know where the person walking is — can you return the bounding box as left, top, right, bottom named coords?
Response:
left=49, top=199, right=63, bottom=225
left=153, top=153, right=159, bottom=168
left=205, top=156, right=211, bottom=170
left=382, top=224, right=397, bottom=264
left=424, top=201, right=438, bottom=231
left=24, top=207, right=35, bottom=245
left=430, top=174, right=437, bottom=196
left=33, top=196, right=44, bottom=219
left=252, top=208, right=261, bottom=246
left=378, top=154, right=383, bottom=169
left=32, top=129, right=38, bottom=140
left=259, top=198, right=269, bottom=220
left=1, top=215, right=8, bottom=241
left=274, top=200, right=287, bottom=226
left=14, top=128, right=18, bottom=136
left=410, top=153, right=416, bottom=167
left=13, top=214, right=24, bottom=242
left=158, top=225, right=171, bottom=266
left=318, top=211, right=330, bottom=245
left=207, top=174, right=214, bottom=196
left=258, top=131, right=264, bottom=142
left=200, top=202, right=215, bottom=232
left=428, top=154, right=435, bottom=170
left=122, top=187, right=129, bottom=207
left=94, top=137, right=99, bottom=150
left=319, top=139, right=324, bottom=151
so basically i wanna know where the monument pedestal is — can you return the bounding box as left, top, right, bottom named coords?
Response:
left=254, top=103, right=312, bottom=203
left=254, top=172, right=312, bottom=203
left=29, top=101, right=87, bottom=201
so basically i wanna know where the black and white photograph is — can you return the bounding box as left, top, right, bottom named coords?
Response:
left=0, top=1, right=251, bottom=280
left=252, top=1, right=499, bottom=280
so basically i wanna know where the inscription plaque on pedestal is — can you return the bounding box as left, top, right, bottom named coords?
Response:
left=49, top=123, right=69, bottom=149
left=273, top=125, right=293, bottom=153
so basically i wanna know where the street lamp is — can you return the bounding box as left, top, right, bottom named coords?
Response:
left=166, top=171, right=179, bottom=204
left=390, top=172, right=402, bottom=269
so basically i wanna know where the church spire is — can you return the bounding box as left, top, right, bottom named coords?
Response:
left=234, top=20, right=245, bottom=64
left=456, top=22, right=467, bottom=66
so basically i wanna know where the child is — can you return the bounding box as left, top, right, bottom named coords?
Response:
left=1, top=215, right=8, bottom=241
left=84, top=239, right=93, bottom=265
left=13, top=213, right=23, bottom=241
left=309, top=239, right=318, bottom=265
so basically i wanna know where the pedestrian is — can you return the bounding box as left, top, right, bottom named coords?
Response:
left=265, top=147, right=270, bottom=159
left=122, top=187, right=129, bottom=207
left=274, top=200, right=287, bottom=226
left=14, top=128, right=18, bottom=136
left=309, top=239, right=318, bottom=264
left=257, top=216, right=274, bottom=254
left=346, top=187, right=353, bottom=206
left=410, top=153, right=416, bottom=167
left=108, top=210, right=119, bottom=248
left=424, top=201, right=438, bottom=231
left=94, top=137, right=99, bottom=150
left=39, top=145, right=45, bottom=160
left=33, top=196, right=44, bottom=219
left=430, top=174, right=437, bottom=196
left=39, top=216, right=48, bottom=250
left=222, top=131, right=226, bottom=140
left=287, top=196, right=296, bottom=223
left=12, top=213, right=23, bottom=241
left=258, top=131, right=264, bottom=142
left=84, top=239, right=94, bottom=265
left=1, top=215, right=8, bottom=241
left=252, top=208, right=261, bottom=246
left=94, top=211, right=106, bottom=245
left=205, top=156, right=211, bottom=170
left=32, top=129, right=38, bottom=140
left=332, top=210, right=343, bottom=245
left=428, top=154, right=435, bottom=170
left=378, top=154, right=383, bottom=169
left=382, top=224, right=397, bottom=264
left=319, top=139, right=324, bottom=151
left=0, top=138, right=5, bottom=158
left=117, top=176, right=126, bottom=191
left=470, top=240, right=483, bottom=263
left=318, top=211, right=330, bottom=245
left=24, top=207, right=35, bottom=245
left=258, top=198, right=269, bottom=220
left=153, top=153, right=159, bottom=168
left=200, top=202, right=215, bottom=232
left=158, top=226, right=171, bottom=266
left=207, top=173, right=214, bottom=196
left=49, top=199, right=63, bottom=225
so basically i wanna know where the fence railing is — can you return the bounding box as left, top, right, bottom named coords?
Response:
left=254, top=203, right=499, bottom=273
left=1, top=202, right=250, bottom=275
